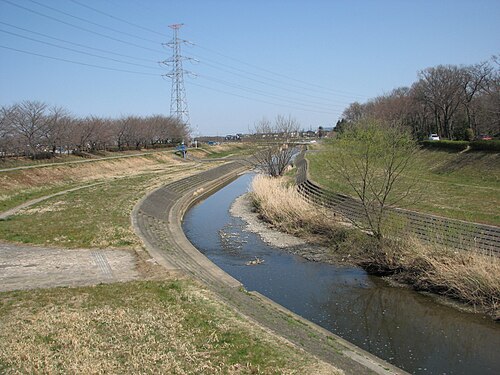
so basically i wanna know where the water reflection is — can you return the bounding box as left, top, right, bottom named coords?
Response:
left=183, top=174, right=500, bottom=374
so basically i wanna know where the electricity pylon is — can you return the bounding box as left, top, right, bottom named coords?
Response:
left=162, top=23, right=191, bottom=127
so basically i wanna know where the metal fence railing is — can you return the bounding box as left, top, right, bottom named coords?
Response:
left=294, top=151, right=500, bottom=256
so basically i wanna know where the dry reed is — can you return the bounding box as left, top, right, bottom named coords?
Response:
left=251, top=174, right=500, bottom=317
left=251, top=175, right=340, bottom=239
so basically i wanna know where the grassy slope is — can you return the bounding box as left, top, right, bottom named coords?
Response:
left=190, top=142, right=259, bottom=159
left=0, top=151, right=336, bottom=374
left=0, top=280, right=327, bottom=374
left=308, top=146, right=500, bottom=226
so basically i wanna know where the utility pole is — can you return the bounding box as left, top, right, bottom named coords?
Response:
left=162, top=24, right=191, bottom=128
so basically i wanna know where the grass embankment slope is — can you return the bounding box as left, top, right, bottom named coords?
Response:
left=0, top=280, right=332, bottom=374
left=252, top=175, right=500, bottom=319
left=189, top=142, right=260, bottom=159
left=0, top=152, right=211, bottom=246
left=0, top=151, right=336, bottom=374
left=307, top=146, right=500, bottom=226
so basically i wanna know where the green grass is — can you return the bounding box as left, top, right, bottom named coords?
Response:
left=0, top=174, right=160, bottom=248
left=0, top=280, right=320, bottom=374
left=0, top=181, right=86, bottom=213
left=308, top=146, right=500, bottom=225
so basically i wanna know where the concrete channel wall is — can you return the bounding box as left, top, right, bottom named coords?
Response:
left=295, top=151, right=500, bottom=256
left=132, top=160, right=407, bottom=375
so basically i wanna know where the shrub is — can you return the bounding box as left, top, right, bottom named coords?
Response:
left=31, top=151, right=54, bottom=160
left=470, top=140, right=500, bottom=152
left=420, top=140, right=469, bottom=151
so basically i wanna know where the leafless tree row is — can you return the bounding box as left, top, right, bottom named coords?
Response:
left=0, top=101, right=189, bottom=158
left=340, top=56, right=500, bottom=140
left=253, top=114, right=301, bottom=137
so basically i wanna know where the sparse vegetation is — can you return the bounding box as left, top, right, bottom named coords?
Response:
left=308, top=145, right=500, bottom=225
left=324, top=120, right=419, bottom=239
left=251, top=175, right=500, bottom=318
left=0, top=155, right=212, bottom=248
left=0, top=280, right=333, bottom=374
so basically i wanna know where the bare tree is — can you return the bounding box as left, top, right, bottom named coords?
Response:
left=9, top=100, right=49, bottom=157
left=253, top=117, right=273, bottom=134
left=252, top=114, right=300, bottom=177
left=327, top=120, right=419, bottom=239
left=342, top=102, right=365, bottom=123
left=42, top=106, right=72, bottom=154
left=253, top=143, right=297, bottom=177
left=274, top=114, right=300, bottom=137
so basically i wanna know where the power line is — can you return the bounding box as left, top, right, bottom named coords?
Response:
left=0, top=21, right=158, bottom=63
left=188, top=81, right=338, bottom=115
left=196, top=44, right=370, bottom=99
left=1, top=40, right=340, bottom=114
left=193, top=55, right=353, bottom=106
left=18, top=0, right=367, bottom=100
left=197, top=74, right=342, bottom=112
left=11, top=0, right=367, bottom=101
left=68, top=0, right=165, bottom=37
left=25, top=0, right=161, bottom=45
left=0, top=28, right=162, bottom=70
left=0, top=0, right=163, bottom=55
left=0, top=44, right=159, bottom=76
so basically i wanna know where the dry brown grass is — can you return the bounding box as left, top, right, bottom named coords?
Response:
left=251, top=175, right=341, bottom=239
left=387, top=238, right=500, bottom=317
left=0, top=152, right=183, bottom=196
left=0, top=280, right=340, bottom=374
left=251, top=174, right=500, bottom=317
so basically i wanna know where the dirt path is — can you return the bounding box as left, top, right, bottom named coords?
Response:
left=0, top=242, right=140, bottom=292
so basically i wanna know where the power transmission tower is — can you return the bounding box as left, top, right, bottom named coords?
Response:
left=162, top=23, right=191, bottom=127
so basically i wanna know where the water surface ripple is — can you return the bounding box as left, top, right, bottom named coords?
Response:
left=182, top=174, right=500, bottom=375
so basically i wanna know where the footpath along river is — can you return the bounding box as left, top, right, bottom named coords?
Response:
left=182, top=173, right=500, bottom=375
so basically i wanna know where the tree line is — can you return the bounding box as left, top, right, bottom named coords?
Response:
left=339, top=56, right=500, bottom=140
left=0, top=100, right=189, bottom=158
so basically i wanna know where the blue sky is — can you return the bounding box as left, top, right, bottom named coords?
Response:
left=1, top=0, right=499, bottom=135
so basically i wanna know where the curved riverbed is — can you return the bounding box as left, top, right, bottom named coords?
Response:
left=182, top=173, right=500, bottom=374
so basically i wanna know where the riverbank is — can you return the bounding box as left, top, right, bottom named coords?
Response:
left=248, top=174, right=500, bottom=320
left=133, top=166, right=405, bottom=374
left=0, top=156, right=342, bottom=374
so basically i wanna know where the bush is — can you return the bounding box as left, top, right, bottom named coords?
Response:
left=470, top=140, right=500, bottom=152
left=420, top=140, right=469, bottom=151
left=31, top=151, right=54, bottom=160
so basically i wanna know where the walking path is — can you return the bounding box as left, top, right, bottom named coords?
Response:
left=0, top=242, right=140, bottom=292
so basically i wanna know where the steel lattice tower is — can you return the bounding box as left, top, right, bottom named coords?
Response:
left=164, top=24, right=190, bottom=127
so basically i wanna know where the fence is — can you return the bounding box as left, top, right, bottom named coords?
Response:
left=294, top=151, right=500, bottom=256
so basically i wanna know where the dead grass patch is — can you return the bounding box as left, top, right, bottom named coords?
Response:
left=251, top=175, right=342, bottom=240
left=0, top=280, right=338, bottom=374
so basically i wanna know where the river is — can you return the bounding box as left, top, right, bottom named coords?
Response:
left=182, top=173, right=500, bottom=375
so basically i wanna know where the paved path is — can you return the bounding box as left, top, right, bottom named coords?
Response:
left=132, top=160, right=406, bottom=375
left=0, top=242, right=140, bottom=292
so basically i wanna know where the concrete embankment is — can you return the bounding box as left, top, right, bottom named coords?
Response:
left=131, top=161, right=407, bottom=375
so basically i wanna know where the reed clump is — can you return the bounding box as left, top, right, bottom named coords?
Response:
left=251, top=174, right=500, bottom=318
left=251, top=174, right=340, bottom=239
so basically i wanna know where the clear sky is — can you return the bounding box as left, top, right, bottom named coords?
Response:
left=1, top=0, right=499, bottom=135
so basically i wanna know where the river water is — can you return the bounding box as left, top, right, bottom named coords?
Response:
left=182, top=173, right=500, bottom=375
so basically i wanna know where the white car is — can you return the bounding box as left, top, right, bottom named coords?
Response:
left=428, top=134, right=440, bottom=141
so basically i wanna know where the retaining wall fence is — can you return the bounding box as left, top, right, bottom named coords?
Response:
left=294, top=150, right=500, bottom=257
